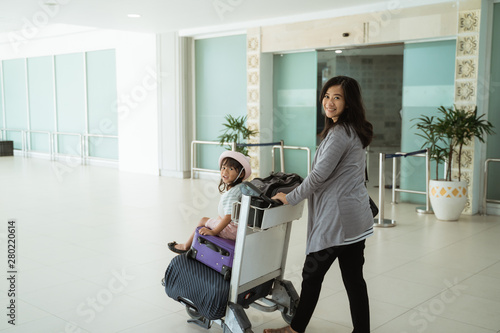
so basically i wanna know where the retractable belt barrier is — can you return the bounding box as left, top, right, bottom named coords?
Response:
left=374, top=148, right=432, bottom=228
left=191, top=140, right=312, bottom=177
left=0, top=128, right=117, bottom=164
left=483, top=158, right=500, bottom=215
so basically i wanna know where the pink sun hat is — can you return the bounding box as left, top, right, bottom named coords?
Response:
left=218, top=151, right=252, bottom=180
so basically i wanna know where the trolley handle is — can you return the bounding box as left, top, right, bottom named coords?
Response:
left=241, top=182, right=283, bottom=207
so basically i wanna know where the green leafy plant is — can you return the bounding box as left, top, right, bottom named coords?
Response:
left=218, top=115, right=258, bottom=156
left=413, top=105, right=494, bottom=181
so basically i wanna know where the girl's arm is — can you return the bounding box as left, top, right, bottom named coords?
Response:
left=199, top=214, right=232, bottom=236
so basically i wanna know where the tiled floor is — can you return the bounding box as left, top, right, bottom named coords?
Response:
left=1, top=156, right=499, bottom=333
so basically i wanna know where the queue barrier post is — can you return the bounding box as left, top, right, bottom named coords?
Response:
left=390, top=148, right=433, bottom=214
left=374, top=152, right=396, bottom=228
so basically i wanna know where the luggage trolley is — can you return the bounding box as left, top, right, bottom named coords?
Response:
left=165, top=182, right=304, bottom=333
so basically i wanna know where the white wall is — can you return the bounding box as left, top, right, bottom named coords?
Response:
left=157, top=32, right=192, bottom=178
left=0, top=24, right=160, bottom=175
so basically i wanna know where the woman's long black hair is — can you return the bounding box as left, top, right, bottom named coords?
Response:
left=218, top=157, right=244, bottom=193
left=319, top=76, right=373, bottom=148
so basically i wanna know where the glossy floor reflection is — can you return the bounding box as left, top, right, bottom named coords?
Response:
left=0, top=157, right=499, bottom=332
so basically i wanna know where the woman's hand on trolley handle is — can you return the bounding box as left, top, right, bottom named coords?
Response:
left=271, top=192, right=288, bottom=205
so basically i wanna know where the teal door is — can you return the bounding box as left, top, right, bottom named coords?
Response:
left=195, top=35, right=247, bottom=171
left=486, top=4, right=500, bottom=203
left=400, top=40, right=456, bottom=203
left=273, top=52, right=317, bottom=178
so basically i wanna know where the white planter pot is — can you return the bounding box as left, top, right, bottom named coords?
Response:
left=429, top=180, right=468, bottom=221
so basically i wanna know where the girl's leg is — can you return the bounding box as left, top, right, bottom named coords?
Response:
left=338, top=240, right=369, bottom=333
left=173, top=217, right=209, bottom=251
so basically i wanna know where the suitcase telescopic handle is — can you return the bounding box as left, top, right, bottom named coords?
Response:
left=199, top=237, right=228, bottom=255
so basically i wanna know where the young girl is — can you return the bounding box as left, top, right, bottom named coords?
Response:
left=168, top=151, right=252, bottom=254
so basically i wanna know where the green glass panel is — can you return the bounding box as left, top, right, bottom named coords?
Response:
left=55, top=53, right=86, bottom=155
left=2, top=59, right=28, bottom=149
left=57, top=135, right=82, bottom=156
left=486, top=4, right=500, bottom=201
left=86, top=49, right=118, bottom=159
left=88, top=136, right=118, bottom=160
left=273, top=52, right=317, bottom=178
left=195, top=35, right=247, bottom=171
left=0, top=65, right=4, bottom=130
left=400, top=40, right=456, bottom=203
left=27, top=56, right=55, bottom=153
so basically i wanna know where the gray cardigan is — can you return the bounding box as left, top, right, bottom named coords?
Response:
left=287, top=125, right=373, bottom=254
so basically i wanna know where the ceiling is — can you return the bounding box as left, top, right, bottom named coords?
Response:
left=0, top=0, right=453, bottom=36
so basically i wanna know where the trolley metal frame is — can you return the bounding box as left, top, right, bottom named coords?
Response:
left=185, top=189, right=305, bottom=332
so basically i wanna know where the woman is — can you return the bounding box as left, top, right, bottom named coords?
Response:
left=265, top=76, right=374, bottom=333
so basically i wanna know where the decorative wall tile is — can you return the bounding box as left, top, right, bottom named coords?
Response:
left=451, top=170, right=471, bottom=186
left=456, top=81, right=476, bottom=102
left=247, top=37, right=259, bottom=52
left=452, top=148, right=473, bottom=170
left=248, top=55, right=260, bottom=69
left=247, top=32, right=261, bottom=176
left=248, top=106, right=258, bottom=119
left=456, top=58, right=477, bottom=79
left=248, top=71, right=259, bottom=85
left=458, top=10, right=480, bottom=33
left=453, top=104, right=476, bottom=113
left=464, top=197, right=472, bottom=214
left=457, top=36, right=478, bottom=56
left=248, top=89, right=259, bottom=103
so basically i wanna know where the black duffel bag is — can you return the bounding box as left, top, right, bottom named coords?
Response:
left=249, top=172, right=303, bottom=198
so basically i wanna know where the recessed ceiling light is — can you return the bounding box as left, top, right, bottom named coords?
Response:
left=127, top=14, right=141, bottom=18
left=335, top=50, right=343, bottom=54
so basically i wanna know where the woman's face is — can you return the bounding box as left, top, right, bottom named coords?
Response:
left=220, top=162, right=241, bottom=184
left=322, top=85, right=346, bottom=123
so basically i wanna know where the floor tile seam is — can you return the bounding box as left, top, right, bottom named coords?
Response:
left=112, top=314, right=172, bottom=333
left=309, top=314, right=353, bottom=330
left=473, top=259, right=500, bottom=278
left=53, top=294, right=168, bottom=330
left=20, top=248, right=104, bottom=265
left=0, top=297, right=55, bottom=328
left=412, top=233, right=500, bottom=260
left=403, top=288, right=500, bottom=331
left=50, top=313, right=91, bottom=333
left=18, top=278, right=104, bottom=300
left=379, top=270, right=464, bottom=292
left=364, top=249, right=437, bottom=277
left=369, top=305, right=414, bottom=330
left=381, top=255, right=482, bottom=286
left=122, top=289, right=177, bottom=314
left=367, top=276, right=447, bottom=308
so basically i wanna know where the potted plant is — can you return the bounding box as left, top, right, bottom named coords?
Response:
left=413, top=105, right=494, bottom=220
left=218, top=114, right=258, bottom=156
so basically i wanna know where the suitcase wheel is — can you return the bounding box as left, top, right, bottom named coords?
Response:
left=186, top=248, right=197, bottom=259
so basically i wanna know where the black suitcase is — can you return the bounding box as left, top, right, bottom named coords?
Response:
left=164, top=254, right=229, bottom=320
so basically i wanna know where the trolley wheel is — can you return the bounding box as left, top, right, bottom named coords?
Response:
left=281, top=304, right=297, bottom=325
left=223, top=270, right=231, bottom=281
left=185, top=305, right=202, bottom=320
left=281, top=311, right=293, bottom=325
